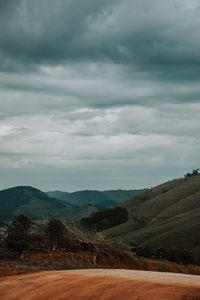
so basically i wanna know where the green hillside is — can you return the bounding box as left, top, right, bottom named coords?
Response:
left=105, top=175, right=200, bottom=252
left=0, top=186, right=75, bottom=221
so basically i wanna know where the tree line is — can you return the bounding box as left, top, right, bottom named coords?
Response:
left=4, top=214, right=65, bottom=258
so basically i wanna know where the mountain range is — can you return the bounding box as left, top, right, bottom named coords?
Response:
left=0, top=186, right=145, bottom=222
left=46, top=189, right=146, bottom=208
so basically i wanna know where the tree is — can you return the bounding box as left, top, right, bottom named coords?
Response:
left=184, top=168, right=199, bottom=179
left=192, top=168, right=199, bottom=176
left=6, top=214, right=31, bottom=258
left=46, top=218, right=65, bottom=250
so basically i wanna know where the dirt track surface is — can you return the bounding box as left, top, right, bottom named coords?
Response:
left=0, top=269, right=200, bottom=300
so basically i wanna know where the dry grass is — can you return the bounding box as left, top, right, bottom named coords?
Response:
left=105, top=175, right=200, bottom=252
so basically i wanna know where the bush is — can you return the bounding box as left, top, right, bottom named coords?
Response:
left=0, top=246, right=18, bottom=260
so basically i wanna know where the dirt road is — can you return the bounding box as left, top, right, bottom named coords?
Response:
left=0, top=269, right=200, bottom=300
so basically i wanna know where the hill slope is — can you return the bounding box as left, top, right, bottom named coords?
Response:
left=101, top=175, right=200, bottom=252
left=0, top=186, right=76, bottom=221
left=103, top=189, right=147, bottom=203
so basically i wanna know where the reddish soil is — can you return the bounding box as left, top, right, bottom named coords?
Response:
left=30, top=251, right=200, bottom=275
left=1, top=251, right=200, bottom=277
left=0, top=269, right=200, bottom=300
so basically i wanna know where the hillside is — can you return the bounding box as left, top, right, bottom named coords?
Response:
left=0, top=186, right=76, bottom=221
left=82, top=175, right=200, bottom=257
left=1, top=187, right=143, bottom=222
left=59, top=190, right=117, bottom=209
left=103, top=189, right=147, bottom=203
left=46, top=191, right=69, bottom=199
left=105, top=175, right=200, bottom=254
left=47, top=189, right=146, bottom=209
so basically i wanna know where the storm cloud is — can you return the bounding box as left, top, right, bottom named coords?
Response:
left=0, top=0, right=200, bottom=191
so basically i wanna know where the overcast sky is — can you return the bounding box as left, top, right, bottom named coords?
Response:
left=0, top=0, right=200, bottom=192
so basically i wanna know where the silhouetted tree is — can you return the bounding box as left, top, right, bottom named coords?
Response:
left=46, top=218, right=65, bottom=250
left=6, top=214, right=31, bottom=258
left=192, top=168, right=199, bottom=176
left=184, top=168, right=199, bottom=179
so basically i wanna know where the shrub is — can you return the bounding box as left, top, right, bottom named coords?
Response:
left=80, top=206, right=128, bottom=231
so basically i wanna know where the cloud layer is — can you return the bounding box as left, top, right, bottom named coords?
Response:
left=0, top=0, right=200, bottom=191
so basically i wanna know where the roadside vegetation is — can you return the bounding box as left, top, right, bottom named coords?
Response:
left=0, top=214, right=131, bottom=262
left=0, top=214, right=200, bottom=276
left=131, top=243, right=196, bottom=265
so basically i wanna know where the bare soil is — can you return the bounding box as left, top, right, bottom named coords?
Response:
left=0, top=269, right=200, bottom=300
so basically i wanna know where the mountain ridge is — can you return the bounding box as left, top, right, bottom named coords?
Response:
left=0, top=186, right=75, bottom=221
left=0, top=186, right=146, bottom=222
left=46, top=189, right=146, bottom=207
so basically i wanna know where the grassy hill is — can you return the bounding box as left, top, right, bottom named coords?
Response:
left=103, top=189, right=147, bottom=203
left=104, top=175, right=200, bottom=253
left=0, top=186, right=76, bottom=221
left=79, top=175, right=200, bottom=257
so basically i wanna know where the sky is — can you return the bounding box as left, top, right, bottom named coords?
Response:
left=0, top=0, right=200, bottom=192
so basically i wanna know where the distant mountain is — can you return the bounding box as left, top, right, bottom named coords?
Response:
left=46, top=190, right=69, bottom=199
left=0, top=186, right=146, bottom=222
left=60, top=190, right=117, bottom=209
left=47, top=189, right=146, bottom=209
left=0, top=186, right=76, bottom=221
left=101, top=175, right=200, bottom=253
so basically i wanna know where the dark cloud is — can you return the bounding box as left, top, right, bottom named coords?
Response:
left=0, top=0, right=200, bottom=190
left=0, top=0, right=200, bottom=80
left=0, top=0, right=117, bottom=69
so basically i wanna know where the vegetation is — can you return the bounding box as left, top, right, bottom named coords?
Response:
left=0, top=186, right=144, bottom=222
left=0, top=214, right=199, bottom=276
left=47, top=189, right=146, bottom=206
left=0, top=215, right=131, bottom=262
left=184, top=168, right=199, bottom=179
left=6, top=214, right=31, bottom=258
left=0, top=186, right=75, bottom=222
left=132, top=244, right=194, bottom=265
left=80, top=206, right=128, bottom=231
left=104, top=174, right=200, bottom=254
left=46, top=218, right=65, bottom=250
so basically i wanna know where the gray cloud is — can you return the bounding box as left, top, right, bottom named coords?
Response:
left=1, top=0, right=200, bottom=76
left=0, top=0, right=200, bottom=191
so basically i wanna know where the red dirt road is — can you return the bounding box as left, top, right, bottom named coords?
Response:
left=0, top=269, right=200, bottom=300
